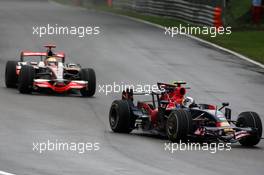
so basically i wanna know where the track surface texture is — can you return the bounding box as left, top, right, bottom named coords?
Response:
left=0, top=0, right=263, bottom=175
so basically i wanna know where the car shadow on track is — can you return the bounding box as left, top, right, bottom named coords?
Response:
left=107, top=130, right=167, bottom=141
left=107, top=130, right=264, bottom=150
left=131, top=132, right=167, bottom=140
left=231, top=144, right=263, bottom=150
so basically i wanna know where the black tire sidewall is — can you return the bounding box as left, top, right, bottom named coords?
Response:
left=18, top=65, right=35, bottom=94
left=80, top=68, right=96, bottom=97
left=109, top=100, right=133, bottom=133
left=166, top=109, right=192, bottom=142
left=237, top=111, right=262, bottom=146
left=5, top=61, right=18, bottom=88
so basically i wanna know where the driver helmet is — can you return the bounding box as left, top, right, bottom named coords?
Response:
left=182, top=96, right=195, bottom=108
left=45, top=57, right=58, bottom=66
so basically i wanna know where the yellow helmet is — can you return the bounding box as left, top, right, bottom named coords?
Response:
left=45, top=57, right=58, bottom=66
left=46, top=57, right=57, bottom=62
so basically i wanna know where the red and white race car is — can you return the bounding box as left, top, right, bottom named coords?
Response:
left=5, top=45, right=96, bottom=97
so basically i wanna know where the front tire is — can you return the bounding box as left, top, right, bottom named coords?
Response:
left=5, top=61, right=18, bottom=88
left=18, top=65, right=35, bottom=94
left=80, top=68, right=96, bottom=97
left=109, top=100, right=134, bottom=133
left=236, top=111, right=262, bottom=146
left=166, top=109, right=193, bottom=142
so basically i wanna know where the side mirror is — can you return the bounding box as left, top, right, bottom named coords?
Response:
left=219, top=102, right=229, bottom=110
left=222, top=102, right=229, bottom=107
left=225, top=108, right=231, bottom=120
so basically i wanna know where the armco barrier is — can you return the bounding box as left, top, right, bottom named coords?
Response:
left=112, top=0, right=223, bottom=27
left=67, top=0, right=224, bottom=27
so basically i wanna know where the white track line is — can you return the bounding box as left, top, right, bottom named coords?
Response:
left=0, top=171, right=16, bottom=175
left=106, top=12, right=264, bottom=69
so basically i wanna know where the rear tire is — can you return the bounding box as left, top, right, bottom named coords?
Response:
left=18, top=65, right=35, bottom=94
left=80, top=68, right=96, bottom=97
left=166, top=109, right=193, bottom=142
left=109, top=100, right=134, bottom=133
left=5, top=61, right=18, bottom=88
left=236, top=111, right=262, bottom=146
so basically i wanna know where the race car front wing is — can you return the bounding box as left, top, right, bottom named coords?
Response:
left=33, top=79, right=87, bottom=93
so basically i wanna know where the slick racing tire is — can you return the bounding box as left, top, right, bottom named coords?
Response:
left=236, top=111, right=262, bottom=146
left=80, top=68, right=96, bottom=97
left=109, top=100, right=134, bottom=133
left=166, top=109, right=193, bottom=142
left=5, top=61, right=18, bottom=88
left=18, top=65, right=35, bottom=94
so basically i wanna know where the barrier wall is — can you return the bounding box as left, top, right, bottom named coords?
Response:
left=111, top=0, right=224, bottom=27
left=66, top=0, right=224, bottom=27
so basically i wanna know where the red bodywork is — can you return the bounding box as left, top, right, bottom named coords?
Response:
left=16, top=51, right=66, bottom=75
left=18, top=48, right=87, bottom=93
left=33, top=81, right=87, bottom=93
left=123, top=82, right=187, bottom=126
left=20, top=51, right=65, bottom=60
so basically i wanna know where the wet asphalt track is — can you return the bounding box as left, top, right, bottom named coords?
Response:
left=0, top=0, right=264, bottom=174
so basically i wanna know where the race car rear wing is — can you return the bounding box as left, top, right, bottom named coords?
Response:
left=20, top=51, right=65, bottom=62
left=157, top=81, right=189, bottom=90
